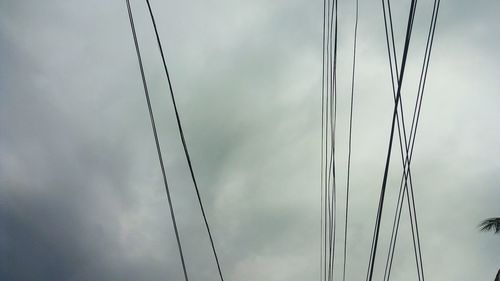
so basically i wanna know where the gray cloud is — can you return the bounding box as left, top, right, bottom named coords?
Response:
left=1, top=0, right=499, bottom=280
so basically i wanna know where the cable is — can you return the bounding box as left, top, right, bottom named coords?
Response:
left=323, top=1, right=331, bottom=278
left=342, top=0, right=358, bottom=280
left=143, top=1, right=225, bottom=280
left=330, top=1, right=339, bottom=279
left=322, top=1, right=338, bottom=280
left=124, top=1, right=189, bottom=280
left=326, top=1, right=338, bottom=280
left=383, top=1, right=441, bottom=280
left=320, top=0, right=328, bottom=280
left=324, top=1, right=332, bottom=280
left=380, top=1, right=422, bottom=280
left=396, top=2, right=441, bottom=279
left=365, top=1, right=418, bottom=281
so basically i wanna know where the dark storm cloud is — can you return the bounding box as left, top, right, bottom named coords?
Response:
left=1, top=0, right=499, bottom=280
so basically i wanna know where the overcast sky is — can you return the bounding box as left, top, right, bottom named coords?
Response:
left=1, top=0, right=499, bottom=280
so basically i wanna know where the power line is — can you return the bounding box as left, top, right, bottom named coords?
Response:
left=320, top=0, right=327, bottom=280
left=321, top=1, right=339, bottom=280
left=124, top=1, right=189, bottom=280
left=328, top=1, right=338, bottom=280
left=388, top=2, right=441, bottom=280
left=143, top=1, right=226, bottom=280
left=342, top=0, right=358, bottom=280
left=322, top=0, right=329, bottom=279
left=325, top=1, right=338, bottom=280
left=365, top=1, right=418, bottom=281
left=380, top=0, right=422, bottom=280
left=374, top=1, right=442, bottom=280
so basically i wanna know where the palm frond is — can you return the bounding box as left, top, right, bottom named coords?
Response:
left=479, top=218, right=500, bottom=234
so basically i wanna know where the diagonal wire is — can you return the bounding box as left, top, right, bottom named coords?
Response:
left=124, top=1, right=189, bottom=280
left=380, top=1, right=422, bottom=280
left=365, top=1, right=418, bottom=281
left=342, top=0, right=359, bottom=280
left=320, top=0, right=328, bottom=279
left=323, top=1, right=332, bottom=279
left=382, top=1, right=441, bottom=280
left=327, top=1, right=339, bottom=280
left=143, top=1, right=225, bottom=280
left=387, top=2, right=442, bottom=280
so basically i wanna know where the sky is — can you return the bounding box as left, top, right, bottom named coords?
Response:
left=0, top=0, right=499, bottom=281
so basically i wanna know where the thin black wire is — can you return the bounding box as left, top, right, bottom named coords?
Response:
left=325, top=0, right=334, bottom=279
left=380, top=1, right=422, bottom=280
left=143, top=1, right=225, bottom=280
left=383, top=1, right=441, bottom=280
left=323, top=0, right=337, bottom=279
left=365, top=1, right=417, bottom=281
left=324, top=1, right=332, bottom=278
left=367, top=0, right=418, bottom=272
left=327, top=1, right=338, bottom=280
left=320, top=0, right=327, bottom=280
left=331, top=0, right=339, bottom=279
left=124, top=1, right=189, bottom=280
left=324, top=1, right=332, bottom=280
left=342, top=0, right=358, bottom=280
left=395, top=2, right=441, bottom=280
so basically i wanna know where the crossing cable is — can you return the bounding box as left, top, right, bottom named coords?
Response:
left=342, top=0, right=359, bottom=280
left=324, top=0, right=332, bottom=279
left=365, top=1, right=417, bottom=281
left=124, top=1, right=189, bottom=280
left=381, top=0, right=441, bottom=279
left=320, top=0, right=328, bottom=280
left=143, top=1, right=225, bottom=280
left=321, top=1, right=341, bottom=280
left=325, top=1, right=332, bottom=274
left=322, top=1, right=330, bottom=280
left=322, top=0, right=336, bottom=279
left=331, top=1, right=339, bottom=279
left=380, top=1, right=422, bottom=280
left=384, top=0, right=423, bottom=280
left=384, top=1, right=441, bottom=280
left=370, top=1, right=420, bottom=274
left=326, top=0, right=338, bottom=280
left=382, top=0, right=440, bottom=278
left=322, top=0, right=332, bottom=279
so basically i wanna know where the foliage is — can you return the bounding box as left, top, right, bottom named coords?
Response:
left=479, top=218, right=500, bottom=234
